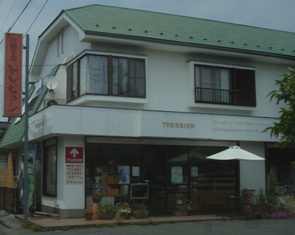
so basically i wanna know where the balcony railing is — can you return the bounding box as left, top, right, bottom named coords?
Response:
left=195, top=87, right=239, bottom=105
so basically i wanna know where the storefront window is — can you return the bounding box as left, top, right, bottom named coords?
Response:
left=266, top=147, right=295, bottom=186
left=43, top=139, right=57, bottom=196
left=85, top=143, right=238, bottom=215
left=85, top=144, right=140, bottom=201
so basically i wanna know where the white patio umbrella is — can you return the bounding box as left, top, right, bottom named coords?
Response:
left=206, top=146, right=265, bottom=161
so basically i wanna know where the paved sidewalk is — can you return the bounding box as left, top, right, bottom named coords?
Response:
left=2, top=210, right=295, bottom=235
left=16, top=213, right=224, bottom=230
left=1, top=210, right=225, bottom=232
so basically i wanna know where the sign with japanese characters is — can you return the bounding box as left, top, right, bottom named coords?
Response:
left=4, top=33, right=22, bottom=117
left=65, top=147, right=83, bottom=184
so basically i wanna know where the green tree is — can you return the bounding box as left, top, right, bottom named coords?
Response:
left=265, top=67, right=295, bottom=145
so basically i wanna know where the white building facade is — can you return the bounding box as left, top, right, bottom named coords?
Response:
left=1, top=5, right=295, bottom=217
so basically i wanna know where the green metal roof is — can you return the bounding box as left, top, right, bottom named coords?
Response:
left=64, top=4, right=295, bottom=58
left=0, top=84, right=48, bottom=148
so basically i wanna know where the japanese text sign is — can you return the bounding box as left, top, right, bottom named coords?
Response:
left=4, top=33, right=22, bottom=117
left=65, top=147, right=83, bottom=184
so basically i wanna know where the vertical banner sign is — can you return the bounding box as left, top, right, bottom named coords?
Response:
left=4, top=33, right=23, bottom=117
left=28, top=144, right=37, bottom=205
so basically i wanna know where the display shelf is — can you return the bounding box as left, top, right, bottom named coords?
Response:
left=102, top=172, right=121, bottom=196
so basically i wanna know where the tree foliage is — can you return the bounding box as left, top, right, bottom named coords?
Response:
left=265, top=67, right=295, bottom=145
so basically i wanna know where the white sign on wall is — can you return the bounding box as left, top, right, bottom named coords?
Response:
left=141, top=111, right=275, bottom=142
left=29, top=106, right=276, bottom=143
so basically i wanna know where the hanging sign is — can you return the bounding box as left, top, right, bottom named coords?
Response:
left=4, top=33, right=23, bottom=117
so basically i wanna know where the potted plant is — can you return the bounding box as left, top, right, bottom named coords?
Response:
left=99, top=203, right=114, bottom=220
left=133, top=208, right=149, bottom=218
left=267, top=169, right=277, bottom=204
left=173, top=200, right=192, bottom=216
left=84, top=208, right=93, bottom=220
left=241, top=188, right=254, bottom=214
left=132, top=204, right=149, bottom=218
left=258, top=188, right=266, bottom=204
left=115, top=202, right=132, bottom=219
left=241, top=188, right=254, bottom=204
left=116, top=208, right=132, bottom=219
left=92, top=191, right=103, bottom=203
left=115, top=202, right=130, bottom=212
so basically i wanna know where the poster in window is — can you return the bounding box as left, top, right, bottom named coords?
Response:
left=118, top=165, right=130, bottom=184
left=132, top=166, right=140, bottom=177
left=191, top=166, right=198, bottom=177
left=171, top=166, right=183, bottom=184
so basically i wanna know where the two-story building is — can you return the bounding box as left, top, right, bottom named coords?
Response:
left=1, top=4, right=295, bottom=218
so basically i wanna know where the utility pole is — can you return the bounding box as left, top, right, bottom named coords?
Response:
left=23, top=34, right=29, bottom=223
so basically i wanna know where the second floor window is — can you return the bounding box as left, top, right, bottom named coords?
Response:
left=68, top=54, right=146, bottom=101
left=194, top=65, right=256, bottom=107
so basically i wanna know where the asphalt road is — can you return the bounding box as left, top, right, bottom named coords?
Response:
left=1, top=211, right=295, bottom=235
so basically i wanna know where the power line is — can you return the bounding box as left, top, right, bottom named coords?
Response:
left=7, top=0, right=32, bottom=33
left=0, top=0, right=32, bottom=45
left=25, top=0, right=49, bottom=35
left=0, top=0, right=16, bottom=35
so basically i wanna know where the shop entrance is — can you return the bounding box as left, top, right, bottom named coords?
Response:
left=141, top=147, right=168, bottom=215
left=141, top=145, right=238, bottom=215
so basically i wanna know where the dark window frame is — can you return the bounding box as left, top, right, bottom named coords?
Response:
left=67, top=53, right=146, bottom=101
left=194, top=64, right=256, bottom=107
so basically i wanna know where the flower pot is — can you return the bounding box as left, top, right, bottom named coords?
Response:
left=122, top=214, right=131, bottom=219
left=133, top=214, right=148, bottom=219
left=241, top=204, right=253, bottom=214
left=92, top=197, right=101, bottom=203
left=173, top=210, right=188, bottom=216
left=241, top=189, right=255, bottom=204
left=85, top=213, right=93, bottom=220
left=267, top=194, right=277, bottom=204
left=99, top=213, right=114, bottom=220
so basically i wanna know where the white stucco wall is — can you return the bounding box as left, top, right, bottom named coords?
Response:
left=239, top=142, right=266, bottom=196
left=36, top=25, right=91, bottom=81
left=34, top=23, right=291, bottom=122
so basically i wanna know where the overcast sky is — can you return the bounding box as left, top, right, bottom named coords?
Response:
left=0, top=0, right=294, bottom=120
